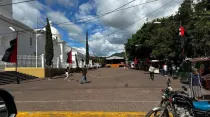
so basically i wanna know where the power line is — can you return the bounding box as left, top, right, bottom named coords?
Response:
left=0, top=0, right=36, bottom=7
left=55, top=0, right=136, bottom=25
left=54, top=0, right=158, bottom=26
left=0, top=0, right=157, bottom=37
left=88, top=0, right=175, bottom=42
left=116, top=0, right=157, bottom=12
left=0, top=0, right=159, bottom=44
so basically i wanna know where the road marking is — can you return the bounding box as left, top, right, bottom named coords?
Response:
left=15, top=100, right=159, bottom=103
left=18, top=111, right=147, bottom=117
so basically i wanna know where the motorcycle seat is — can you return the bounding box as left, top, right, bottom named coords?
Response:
left=193, top=101, right=210, bottom=111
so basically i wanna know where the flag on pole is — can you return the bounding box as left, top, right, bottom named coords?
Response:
left=179, top=26, right=185, bottom=37
left=66, top=49, right=72, bottom=64
left=1, top=37, right=17, bottom=63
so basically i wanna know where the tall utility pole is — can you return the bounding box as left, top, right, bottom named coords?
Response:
left=86, top=31, right=89, bottom=66
left=124, top=47, right=127, bottom=65
left=36, top=17, right=38, bottom=67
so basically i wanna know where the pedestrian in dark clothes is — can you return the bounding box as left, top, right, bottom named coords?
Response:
left=81, top=65, right=88, bottom=84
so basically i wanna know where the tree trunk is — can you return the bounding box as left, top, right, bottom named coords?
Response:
left=48, top=65, right=51, bottom=78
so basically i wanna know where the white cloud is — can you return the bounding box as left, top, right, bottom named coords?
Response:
left=88, top=31, right=125, bottom=56
left=13, top=0, right=48, bottom=28
left=73, top=47, right=86, bottom=55
left=79, top=3, right=93, bottom=15
left=85, top=0, right=184, bottom=56
left=45, top=0, right=79, bottom=8
left=75, top=2, right=95, bottom=23
left=13, top=0, right=185, bottom=56
left=46, top=11, right=83, bottom=41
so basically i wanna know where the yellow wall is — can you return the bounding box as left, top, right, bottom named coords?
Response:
left=4, top=67, right=45, bottom=78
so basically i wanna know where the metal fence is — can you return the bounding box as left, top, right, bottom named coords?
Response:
left=0, top=55, right=58, bottom=68
left=0, top=55, right=43, bottom=68
left=0, top=55, right=86, bottom=69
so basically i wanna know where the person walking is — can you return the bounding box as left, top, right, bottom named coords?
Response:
left=189, top=67, right=202, bottom=99
left=172, top=64, right=176, bottom=77
left=81, top=65, right=88, bottom=84
left=64, top=67, right=70, bottom=81
left=149, top=64, right=155, bottom=80
left=163, top=63, right=168, bottom=76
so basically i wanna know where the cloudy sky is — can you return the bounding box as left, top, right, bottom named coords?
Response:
left=12, top=0, right=183, bottom=56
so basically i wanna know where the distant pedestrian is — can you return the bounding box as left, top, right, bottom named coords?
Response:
left=169, top=64, right=172, bottom=76
left=172, top=64, right=176, bottom=77
left=64, top=67, right=70, bottom=81
left=81, top=65, right=88, bottom=84
left=163, top=64, right=168, bottom=75
left=189, top=67, right=202, bottom=99
left=149, top=64, right=155, bottom=80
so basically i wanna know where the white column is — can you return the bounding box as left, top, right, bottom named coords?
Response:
left=60, top=43, right=64, bottom=63
left=41, top=54, right=45, bottom=68
left=57, top=57, right=60, bottom=68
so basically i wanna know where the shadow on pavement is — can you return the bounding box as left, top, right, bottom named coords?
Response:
left=21, top=78, right=45, bottom=84
left=52, top=76, right=65, bottom=79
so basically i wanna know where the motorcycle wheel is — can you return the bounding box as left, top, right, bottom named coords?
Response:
left=145, top=109, right=170, bottom=117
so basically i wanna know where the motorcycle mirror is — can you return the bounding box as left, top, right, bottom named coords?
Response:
left=182, top=86, right=187, bottom=91
left=0, top=89, right=17, bottom=117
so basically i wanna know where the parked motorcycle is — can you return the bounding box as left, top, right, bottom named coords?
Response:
left=146, top=76, right=210, bottom=117
left=171, top=87, right=210, bottom=117
left=145, top=75, right=189, bottom=117
left=145, top=76, right=175, bottom=117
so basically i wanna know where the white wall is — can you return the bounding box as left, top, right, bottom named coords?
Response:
left=0, top=0, right=12, bottom=19
left=37, top=34, right=63, bottom=60
left=0, top=17, right=36, bottom=56
left=37, top=35, right=45, bottom=55
left=53, top=41, right=61, bottom=60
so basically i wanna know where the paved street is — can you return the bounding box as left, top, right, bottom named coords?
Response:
left=1, top=68, right=183, bottom=112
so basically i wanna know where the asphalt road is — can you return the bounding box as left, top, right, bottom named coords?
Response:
left=1, top=68, right=183, bottom=112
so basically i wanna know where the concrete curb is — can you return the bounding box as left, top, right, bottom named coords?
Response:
left=17, top=111, right=146, bottom=117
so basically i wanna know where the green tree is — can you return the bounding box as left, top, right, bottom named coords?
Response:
left=45, top=18, right=54, bottom=78
left=125, top=0, right=210, bottom=62
left=86, top=31, right=89, bottom=65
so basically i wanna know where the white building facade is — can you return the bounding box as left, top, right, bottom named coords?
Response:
left=0, top=0, right=90, bottom=69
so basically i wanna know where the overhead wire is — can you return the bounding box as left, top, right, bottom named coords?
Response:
left=53, top=0, right=159, bottom=44
left=0, top=0, right=161, bottom=47
left=54, top=0, right=158, bottom=26
left=0, top=0, right=157, bottom=36
left=0, top=0, right=36, bottom=7
left=88, top=0, right=175, bottom=42
left=54, top=0, right=136, bottom=25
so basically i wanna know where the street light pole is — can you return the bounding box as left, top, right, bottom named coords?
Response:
left=9, top=27, right=20, bottom=84
left=15, top=31, right=20, bottom=84
left=36, top=18, right=38, bottom=67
